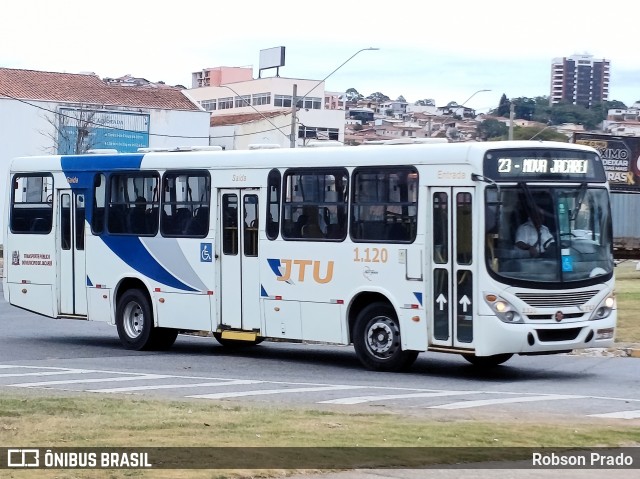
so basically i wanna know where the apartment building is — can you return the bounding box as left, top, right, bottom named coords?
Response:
left=186, top=66, right=345, bottom=148
left=550, top=54, right=610, bottom=107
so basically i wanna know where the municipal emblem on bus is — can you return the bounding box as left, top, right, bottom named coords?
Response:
left=11, top=250, right=20, bottom=266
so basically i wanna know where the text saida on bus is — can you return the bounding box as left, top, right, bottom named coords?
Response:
left=2, top=141, right=616, bottom=371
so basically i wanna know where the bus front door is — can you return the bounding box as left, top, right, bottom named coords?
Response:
left=58, top=189, right=88, bottom=316
left=429, top=187, right=474, bottom=349
left=218, top=189, right=260, bottom=331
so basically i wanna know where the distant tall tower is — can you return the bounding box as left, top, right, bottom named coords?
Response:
left=550, top=54, right=610, bottom=107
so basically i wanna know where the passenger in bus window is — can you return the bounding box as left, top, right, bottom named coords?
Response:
left=301, top=205, right=323, bottom=238
left=515, top=206, right=555, bottom=257
left=130, top=196, right=147, bottom=234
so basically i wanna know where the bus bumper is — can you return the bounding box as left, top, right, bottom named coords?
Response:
left=472, top=314, right=617, bottom=357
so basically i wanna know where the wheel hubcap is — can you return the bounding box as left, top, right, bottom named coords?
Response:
left=366, top=316, right=399, bottom=359
left=123, top=301, right=143, bottom=339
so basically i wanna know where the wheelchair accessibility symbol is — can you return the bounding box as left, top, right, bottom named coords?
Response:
left=200, top=243, right=213, bottom=262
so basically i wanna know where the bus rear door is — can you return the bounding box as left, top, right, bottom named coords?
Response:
left=58, top=189, right=88, bottom=316
left=218, top=189, right=260, bottom=332
left=429, top=187, right=475, bottom=349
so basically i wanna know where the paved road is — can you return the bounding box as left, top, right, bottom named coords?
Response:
left=1, top=278, right=637, bottom=477
left=0, top=294, right=639, bottom=422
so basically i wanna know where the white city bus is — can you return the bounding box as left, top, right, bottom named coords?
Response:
left=2, top=141, right=616, bottom=371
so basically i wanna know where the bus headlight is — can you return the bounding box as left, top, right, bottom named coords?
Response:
left=484, top=293, right=523, bottom=323
left=590, top=294, right=616, bottom=321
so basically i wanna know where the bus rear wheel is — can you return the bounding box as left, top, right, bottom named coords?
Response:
left=151, top=328, right=179, bottom=350
left=116, top=289, right=177, bottom=351
left=462, top=353, right=513, bottom=368
left=353, top=303, right=418, bottom=372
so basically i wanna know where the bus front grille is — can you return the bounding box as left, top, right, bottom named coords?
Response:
left=526, top=312, right=586, bottom=321
left=516, top=290, right=598, bottom=308
left=535, top=328, right=582, bottom=342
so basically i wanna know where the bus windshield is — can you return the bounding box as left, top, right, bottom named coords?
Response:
left=485, top=185, right=613, bottom=286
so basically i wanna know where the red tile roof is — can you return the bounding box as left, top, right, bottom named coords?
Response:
left=0, top=68, right=201, bottom=111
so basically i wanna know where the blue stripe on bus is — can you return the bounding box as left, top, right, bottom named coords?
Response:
left=61, top=154, right=144, bottom=171
left=61, top=154, right=146, bottom=224
left=261, top=285, right=268, bottom=297
left=267, top=258, right=283, bottom=277
left=102, top=236, right=197, bottom=292
left=60, top=153, right=194, bottom=292
left=413, top=292, right=423, bottom=306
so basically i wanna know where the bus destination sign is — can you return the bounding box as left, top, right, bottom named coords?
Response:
left=483, top=149, right=606, bottom=182
left=497, top=157, right=588, bottom=175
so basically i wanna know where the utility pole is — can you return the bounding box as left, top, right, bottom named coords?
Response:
left=508, top=102, right=515, bottom=140
left=290, top=83, right=297, bottom=148
left=288, top=48, right=379, bottom=148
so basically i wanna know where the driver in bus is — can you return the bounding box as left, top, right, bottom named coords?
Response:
left=515, top=206, right=556, bottom=257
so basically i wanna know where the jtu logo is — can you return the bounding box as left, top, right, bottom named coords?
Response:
left=268, top=258, right=334, bottom=284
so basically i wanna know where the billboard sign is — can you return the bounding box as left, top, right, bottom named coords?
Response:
left=57, top=108, right=150, bottom=154
left=574, top=133, right=640, bottom=192
left=258, top=46, right=286, bottom=78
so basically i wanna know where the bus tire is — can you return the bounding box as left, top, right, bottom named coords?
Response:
left=116, top=289, right=154, bottom=350
left=353, top=302, right=418, bottom=372
left=150, top=328, right=179, bottom=350
left=462, top=353, right=513, bottom=368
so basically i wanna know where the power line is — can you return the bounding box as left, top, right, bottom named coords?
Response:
left=0, top=90, right=289, bottom=140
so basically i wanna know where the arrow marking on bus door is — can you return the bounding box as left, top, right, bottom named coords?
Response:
left=459, top=295, right=471, bottom=312
left=436, top=294, right=447, bottom=311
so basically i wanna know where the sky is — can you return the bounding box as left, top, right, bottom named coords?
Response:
left=2, top=0, right=640, bottom=112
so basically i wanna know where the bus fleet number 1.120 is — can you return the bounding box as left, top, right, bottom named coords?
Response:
left=353, top=247, right=388, bottom=263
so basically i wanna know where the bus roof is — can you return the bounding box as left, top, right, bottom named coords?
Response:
left=9, top=141, right=598, bottom=173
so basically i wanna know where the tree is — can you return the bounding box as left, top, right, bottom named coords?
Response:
left=549, top=102, right=600, bottom=130
left=510, top=97, right=536, bottom=121
left=414, top=99, right=435, bottom=106
left=42, top=104, right=104, bottom=154
left=396, top=95, right=406, bottom=102
left=345, top=87, right=363, bottom=102
left=366, top=92, right=390, bottom=102
left=589, top=100, right=628, bottom=125
left=512, top=126, right=568, bottom=142
left=495, top=94, right=510, bottom=117
left=477, top=119, right=508, bottom=140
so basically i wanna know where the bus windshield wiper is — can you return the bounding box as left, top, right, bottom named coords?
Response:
left=570, top=182, right=588, bottom=221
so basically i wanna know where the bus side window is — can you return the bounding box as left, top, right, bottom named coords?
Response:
left=266, top=169, right=280, bottom=240
left=10, top=174, right=53, bottom=235
left=282, top=168, right=348, bottom=241
left=456, top=192, right=472, bottom=265
left=92, top=174, right=106, bottom=234
left=161, top=171, right=210, bottom=238
left=351, top=167, right=417, bottom=243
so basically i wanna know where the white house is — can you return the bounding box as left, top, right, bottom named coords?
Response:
left=186, top=68, right=345, bottom=148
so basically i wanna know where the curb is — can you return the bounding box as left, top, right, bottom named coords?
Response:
left=628, top=349, right=640, bottom=358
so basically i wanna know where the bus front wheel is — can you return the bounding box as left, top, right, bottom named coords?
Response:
left=116, top=289, right=155, bottom=350
left=462, top=353, right=513, bottom=368
left=353, top=303, right=418, bottom=372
